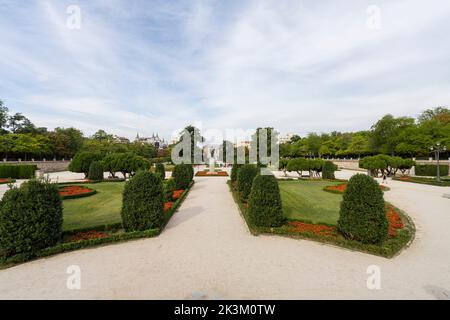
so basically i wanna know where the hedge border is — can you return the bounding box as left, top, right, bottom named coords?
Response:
left=228, top=181, right=415, bottom=258
left=0, top=180, right=195, bottom=269
left=0, top=179, right=16, bottom=185
left=393, top=176, right=450, bottom=187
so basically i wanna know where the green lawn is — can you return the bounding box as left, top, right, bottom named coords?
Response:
left=279, top=180, right=343, bottom=225
left=63, top=182, right=125, bottom=231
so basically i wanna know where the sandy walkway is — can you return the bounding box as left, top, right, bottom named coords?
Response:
left=0, top=171, right=449, bottom=299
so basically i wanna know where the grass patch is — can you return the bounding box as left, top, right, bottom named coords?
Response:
left=279, top=180, right=343, bottom=225
left=228, top=181, right=415, bottom=258
left=63, top=182, right=125, bottom=231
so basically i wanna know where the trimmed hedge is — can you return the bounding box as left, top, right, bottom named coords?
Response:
left=338, top=174, right=388, bottom=244
left=237, top=164, right=259, bottom=201
left=0, top=164, right=37, bottom=179
left=230, top=164, right=241, bottom=183
left=172, top=164, right=192, bottom=190
left=248, top=174, right=284, bottom=227
left=121, top=171, right=164, bottom=232
left=88, top=161, right=104, bottom=181
left=0, top=180, right=63, bottom=258
left=155, top=163, right=166, bottom=180
left=164, top=178, right=176, bottom=200
left=322, top=161, right=337, bottom=179
left=415, top=164, right=449, bottom=177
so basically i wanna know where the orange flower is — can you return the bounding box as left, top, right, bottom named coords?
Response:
left=164, top=202, right=173, bottom=212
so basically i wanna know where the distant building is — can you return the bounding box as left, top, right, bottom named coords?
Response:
left=235, top=140, right=251, bottom=149
left=135, top=133, right=168, bottom=149
left=112, top=135, right=130, bottom=144
left=279, top=133, right=294, bottom=144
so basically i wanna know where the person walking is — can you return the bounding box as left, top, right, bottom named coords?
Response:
left=382, top=173, right=388, bottom=184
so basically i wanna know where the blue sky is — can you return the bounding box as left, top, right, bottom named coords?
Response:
left=1, top=0, right=450, bottom=141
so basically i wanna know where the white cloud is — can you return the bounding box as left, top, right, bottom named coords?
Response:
left=0, top=0, right=450, bottom=139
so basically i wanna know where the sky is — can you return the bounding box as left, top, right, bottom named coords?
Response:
left=1, top=0, right=450, bottom=141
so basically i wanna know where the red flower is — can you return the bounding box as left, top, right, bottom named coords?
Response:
left=287, top=221, right=337, bottom=238
left=164, top=202, right=173, bottom=212
left=67, top=231, right=108, bottom=242
left=172, top=190, right=184, bottom=200
left=195, top=171, right=229, bottom=176
left=386, top=205, right=404, bottom=237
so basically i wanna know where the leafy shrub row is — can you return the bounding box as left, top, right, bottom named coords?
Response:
left=415, top=164, right=449, bottom=177
left=237, top=164, right=259, bottom=201
left=0, top=165, right=37, bottom=179
left=286, top=158, right=336, bottom=178
left=359, top=155, right=415, bottom=177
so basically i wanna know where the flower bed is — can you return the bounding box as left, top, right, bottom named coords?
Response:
left=228, top=181, right=414, bottom=258
left=195, top=171, right=229, bottom=177
left=0, top=178, right=16, bottom=185
left=66, top=230, right=109, bottom=242
left=386, top=205, right=404, bottom=237
left=59, top=185, right=97, bottom=200
left=287, top=221, right=337, bottom=238
left=324, top=183, right=388, bottom=194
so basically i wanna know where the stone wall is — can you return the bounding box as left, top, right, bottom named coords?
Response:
left=1, top=160, right=71, bottom=173
left=331, top=159, right=450, bottom=176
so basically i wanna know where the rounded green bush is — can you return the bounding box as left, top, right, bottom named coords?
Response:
left=88, top=161, right=104, bottom=181
left=248, top=174, right=284, bottom=227
left=338, top=174, right=388, bottom=244
left=237, top=164, right=259, bottom=201
left=172, top=164, right=192, bottom=190
left=121, top=171, right=164, bottom=232
left=155, top=163, right=166, bottom=180
left=322, top=161, right=337, bottom=180
left=0, top=180, right=63, bottom=258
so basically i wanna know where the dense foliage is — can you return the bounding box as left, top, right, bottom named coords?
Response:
left=230, top=164, right=241, bottom=182
left=172, top=164, right=192, bottom=189
left=415, top=164, right=449, bottom=177
left=279, top=107, right=449, bottom=158
left=321, top=161, right=338, bottom=179
left=121, top=171, right=164, bottom=231
left=237, top=164, right=259, bottom=201
left=248, top=174, right=284, bottom=227
left=88, top=161, right=104, bottom=181
left=0, top=179, right=63, bottom=257
left=155, top=163, right=166, bottom=180
left=0, top=164, right=37, bottom=179
left=101, top=152, right=151, bottom=179
left=68, top=152, right=103, bottom=178
left=338, top=174, right=388, bottom=244
left=286, top=158, right=325, bottom=178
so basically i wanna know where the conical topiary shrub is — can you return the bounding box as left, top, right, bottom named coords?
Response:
left=88, top=161, right=104, bottom=181
left=248, top=174, right=284, bottom=227
left=338, top=174, right=388, bottom=244
left=121, top=171, right=164, bottom=231
left=237, top=164, right=259, bottom=201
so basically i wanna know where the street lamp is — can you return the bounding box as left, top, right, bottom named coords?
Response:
left=430, top=142, right=447, bottom=182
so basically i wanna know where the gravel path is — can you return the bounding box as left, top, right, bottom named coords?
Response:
left=0, top=171, right=449, bottom=299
